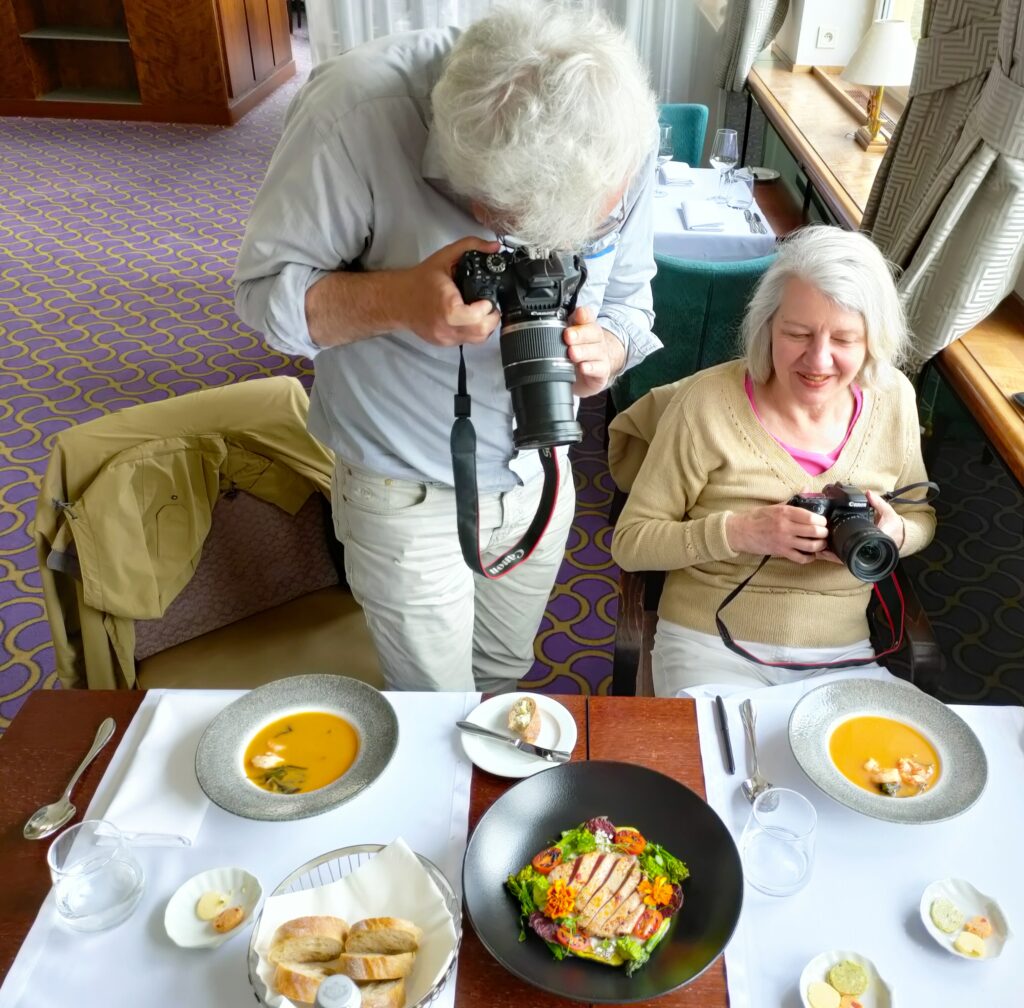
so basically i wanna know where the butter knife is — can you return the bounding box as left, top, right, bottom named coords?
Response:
left=456, top=721, right=571, bottom=763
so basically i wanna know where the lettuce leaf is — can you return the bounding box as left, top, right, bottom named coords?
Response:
left=556, top=825, right=598, bottom=861
left=638, top=842, right=690, bottom=885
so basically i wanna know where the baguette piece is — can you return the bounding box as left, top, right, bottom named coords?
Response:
left=345, top=917, right=423, bottom=954
left=507, top=696, right=541, bottom=743
left=269, top=916, right=349, bottom=964
left=335, top=951, right=415, bottom=981
left=357, top=978, right=407, bottom=1008
left=272, top=960, right=336, bottom=1004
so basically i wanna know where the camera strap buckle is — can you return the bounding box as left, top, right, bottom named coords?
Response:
left=451, top=347, right=561, bottom=579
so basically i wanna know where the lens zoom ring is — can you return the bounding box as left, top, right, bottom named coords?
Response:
left=500, top=323, right=567, bottom=368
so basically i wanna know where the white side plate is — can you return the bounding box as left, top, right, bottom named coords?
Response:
left=165, top=866, right=263, bottom=949
left=799, top=948, right=893, bottom=1008
left=919, top=877, right=1011, bottom=960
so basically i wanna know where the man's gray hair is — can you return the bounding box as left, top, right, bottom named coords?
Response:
left=742, top=225, right=911, bottom=389
left=431, top=1, right=658, bottom=254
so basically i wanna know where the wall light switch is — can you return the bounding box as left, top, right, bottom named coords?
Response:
left=817, top=26, right=837, bottom=49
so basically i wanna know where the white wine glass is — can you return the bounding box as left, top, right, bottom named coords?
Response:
left=654, top=123, right=674, bottom=196
left=708, top=128, right=738, bottom=204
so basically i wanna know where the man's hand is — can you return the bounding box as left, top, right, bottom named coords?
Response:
left=564, top=306, right=625, bottom=397
left=395, top=237, right=501, bottom=347
left=725, top=504, right=830, bottom=562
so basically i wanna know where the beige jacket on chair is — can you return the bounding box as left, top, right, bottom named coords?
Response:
left=34, top=377, right=335, bottom=689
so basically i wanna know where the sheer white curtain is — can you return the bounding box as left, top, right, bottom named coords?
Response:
left=306, top=0, right=708, bottom=103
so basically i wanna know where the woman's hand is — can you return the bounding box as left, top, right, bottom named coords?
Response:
left=725, top=504, right=830, bottom=562
left=866, top=489, right=906, bottom=548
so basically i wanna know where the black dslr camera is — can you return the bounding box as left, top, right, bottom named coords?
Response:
left=789, top=483, right=899, bottom=583
left=455, top=247, right=587, bottom=451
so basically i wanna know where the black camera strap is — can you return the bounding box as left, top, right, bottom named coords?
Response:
left=451, top=347, right=561, bottom=579
left=714, top=480, right=939, bottom=671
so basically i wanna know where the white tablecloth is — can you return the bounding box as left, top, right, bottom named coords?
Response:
left=654, top=168, right=776, bottom=262
left=0, top=689, right=478, bottom=1008
left=691, top=676, right=1024, bottom=1006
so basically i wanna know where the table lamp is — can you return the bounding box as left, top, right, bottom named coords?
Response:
left=843, top=18, right=917, bottom=151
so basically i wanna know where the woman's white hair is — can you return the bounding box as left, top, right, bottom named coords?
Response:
left=431, top=1, right=657, bottom=254
left=742, top=225, right=911, bottom=389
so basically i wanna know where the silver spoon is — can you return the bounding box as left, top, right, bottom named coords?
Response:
left=739, top=700, right=775, bottom=804
left=23, top=717, right=116, bottom=840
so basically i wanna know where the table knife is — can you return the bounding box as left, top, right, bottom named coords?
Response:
left=455, top=721, right=571, bottom=762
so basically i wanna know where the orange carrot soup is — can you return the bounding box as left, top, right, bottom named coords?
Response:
left=244, top=711, right=359, bottom=794
left=829, top=715, right=941, bottom=797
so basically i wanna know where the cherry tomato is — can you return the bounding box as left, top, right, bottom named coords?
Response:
left=532, top=846, right=563, bottom=874
left=633, top=907, right=664, bottom=941
left=555, top=926, right=590, bottom=952
left=614, top=828, right=647, bottom=855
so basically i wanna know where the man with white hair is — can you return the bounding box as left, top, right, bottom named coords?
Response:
left=233, top=2, right=660, bottom=692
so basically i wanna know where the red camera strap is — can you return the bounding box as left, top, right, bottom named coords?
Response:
left=451, top=347, right=561, bottom=579
left=714, top=554, right=907, bottom=671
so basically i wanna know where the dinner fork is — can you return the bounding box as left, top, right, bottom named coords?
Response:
left=743, top=208, right=758, bottom=234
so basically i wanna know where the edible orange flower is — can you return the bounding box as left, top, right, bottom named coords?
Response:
left=544, top=879, right=577, bottom=919
left=638, top=875, right=673, bottom=908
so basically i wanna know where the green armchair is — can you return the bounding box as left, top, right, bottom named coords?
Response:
left=658, top=103, right=709, bottom=168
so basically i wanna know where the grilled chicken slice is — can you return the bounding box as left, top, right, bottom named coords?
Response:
left=588, top=864, right=643, bottom=937
left=577, top=856, right=636, bottom=930
left=574, top=854, right=614, bottom=911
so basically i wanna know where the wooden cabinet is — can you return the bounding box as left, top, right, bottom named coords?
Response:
left=0, top=0, right=294, bottom=123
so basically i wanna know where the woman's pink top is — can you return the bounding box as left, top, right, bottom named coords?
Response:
left=744, top=373, right=863, bottom=476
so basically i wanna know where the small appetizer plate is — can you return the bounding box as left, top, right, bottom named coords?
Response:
left=165, top=866, right=262, bottom=949
left=799, top=949, right=893, bottom=1008
left=459, top=693, right=576, bottom=778
left=919, top=877, right=1011, bottom=960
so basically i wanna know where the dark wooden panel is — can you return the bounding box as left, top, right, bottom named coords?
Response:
left=48, top=37, right=138, bottom=93
left=216, top=0, right=254, bottom=98
left=267, top=0, right=290, bottom=68
left=37, top=0, right=126, bottom=30
left=244, top=0, right=273, bottom=82
left=124, top=0, right=227, bottom=105
left=0, top=1, right=37, bottom=97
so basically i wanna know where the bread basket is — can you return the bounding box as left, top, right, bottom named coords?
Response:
left=247, top=843, right=462, bottom=1008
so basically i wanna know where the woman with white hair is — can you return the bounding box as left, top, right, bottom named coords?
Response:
left=234, top=2, right=661, bottom=693
left=610, top=226, right=937, bottom=695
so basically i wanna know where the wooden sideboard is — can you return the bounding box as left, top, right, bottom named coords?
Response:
left=0, top=0, right=294, bottom=123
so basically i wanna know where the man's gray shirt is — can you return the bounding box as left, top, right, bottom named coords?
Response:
left=233, top=27, right=660, bottom=492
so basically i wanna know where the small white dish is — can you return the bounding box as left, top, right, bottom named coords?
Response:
left=459, top=693, right=576, bottom=778
left=919, top=877, right=1010, bottom=960
left=165, top=866, right=262, bottom=949
left=799, top=949, right=893, bottom=1008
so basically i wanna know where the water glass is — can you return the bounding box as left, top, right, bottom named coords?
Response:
left=725, top=168, right=755, bottom=209
left=708, top=128, right=738, bottom=204
left=47, top=819, right=145, bottom=931
left=739, top=788, right=816, bottom=896
left=654, top=123, right=674, bottom=197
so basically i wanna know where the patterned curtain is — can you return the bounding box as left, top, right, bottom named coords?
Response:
left=716, top=0, right=790, bottom=92
left=863, top=0, right=1024, bottom=372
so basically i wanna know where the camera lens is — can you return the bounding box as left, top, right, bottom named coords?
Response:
left=830, top=516, right=899, bottom=582
left=500, top=320, right=582, bottom=450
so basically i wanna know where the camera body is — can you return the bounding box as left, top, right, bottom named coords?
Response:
left=788, top=483, right=899, bottom=583
left=455, top=247, right=586, bottom=451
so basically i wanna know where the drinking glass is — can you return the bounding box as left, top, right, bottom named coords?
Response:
left=47, top=819, right=145, bottom=931
left=738, top=788, right=816, bottom=896
left=708, top=128, right=738, bottom=204
left=654, top=123, right=674, bottom=196
left=725, top=167, right=755, bottom=209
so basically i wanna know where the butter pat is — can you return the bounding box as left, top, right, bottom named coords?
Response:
left=953, top=931, right=986, bottom=958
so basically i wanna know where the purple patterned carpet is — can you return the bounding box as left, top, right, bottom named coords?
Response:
left=0, top=34, right=620, bottom=730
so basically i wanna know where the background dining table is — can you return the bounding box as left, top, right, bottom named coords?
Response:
left=0, top=689, right=728, bottom=1008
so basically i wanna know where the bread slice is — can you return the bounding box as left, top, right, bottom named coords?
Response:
left=357, top=978, right=407, bottom=1008
left=345, top=917, right=423, bottom=954
left=272, top=960, right=335, bottom=1004
left=269, top=915, right=349, bottom=965
left=335, top=951, right=415, bottom=981
left=507, top=696, right=541, bottom=743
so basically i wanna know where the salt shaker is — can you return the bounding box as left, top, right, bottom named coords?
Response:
left=314, top=975, right=361, bottom=1008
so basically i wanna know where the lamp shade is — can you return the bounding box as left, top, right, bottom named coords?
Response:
left=844, top=19, right=917, bottom=87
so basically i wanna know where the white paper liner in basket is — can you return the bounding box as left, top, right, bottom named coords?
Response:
left=248, top=839, right=461, bottom=1008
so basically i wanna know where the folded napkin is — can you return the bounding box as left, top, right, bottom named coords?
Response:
left=100, top=692, right=230, bottom=845
left=658, top=161, right=693, bottom=185
left=680, top=200, right=725, bottom=231
left=253, top=838, right=459, bottom=1008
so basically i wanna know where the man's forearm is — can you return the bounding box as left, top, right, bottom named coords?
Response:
left=304, top=269, right=408, bottom=348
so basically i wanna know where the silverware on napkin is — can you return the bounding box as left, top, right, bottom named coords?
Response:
left=743, top=208, right=758, bottom=234
left=455, top=721, right=571, bottom=763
